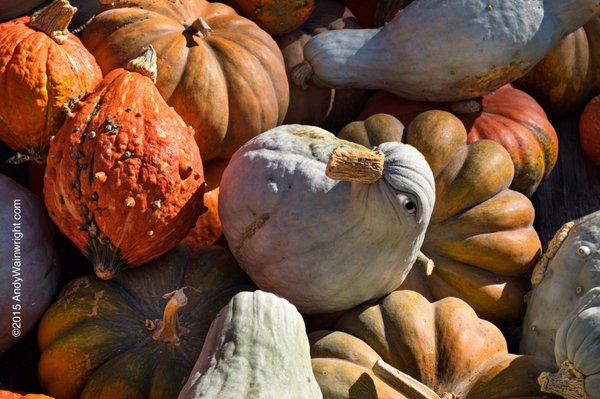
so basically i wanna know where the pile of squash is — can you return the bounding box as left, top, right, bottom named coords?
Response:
left=0, top=0, right=599, bottom=398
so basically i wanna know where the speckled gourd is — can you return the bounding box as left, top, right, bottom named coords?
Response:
left=218, top=124, right=435, bottom=314
left=521, top=210, right=600, bottom=361
left=178, top=290, right=322, bottom=399
left=293, top=0, right=600, bottom=102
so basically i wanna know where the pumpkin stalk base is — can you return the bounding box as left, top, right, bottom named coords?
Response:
left=326, top=147, right=384, bottom=183
left=29, top=0, right=77, bottom=44
left=150, top=288, right=188, bottom=346
left=373, top=358, right=441, bottom=399
left=126, top=46, right=158, bottom=83
left=415, top=251, right=435, bottom=276
left=538, top=360, right=588, bottom=399
left=86, top=232, right=128, bottom=280
left=291, top=60, right=313, bottom=90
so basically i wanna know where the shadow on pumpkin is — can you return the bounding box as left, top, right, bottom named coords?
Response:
left=349, top=372, right=378, bottom=399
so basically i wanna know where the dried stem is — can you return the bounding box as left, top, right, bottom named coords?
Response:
left=150, top=288, right=188, bottom=345
left=126, top=46, right=158, bottom=83
left=373, top=358, right=440, bottom=399
left=29, top=0, right=77, bottom=44
left=326, top=147, right=384, bottom=183
left=538, top=360, right=588, bottom=399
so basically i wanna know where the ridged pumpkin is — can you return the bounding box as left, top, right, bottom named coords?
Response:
left=81, top=0, right=289, bottom=161
left=38, top=245, right=255, bottom=399
left=0, top=393, right=54, bottom=399
left=580, top=94, right=600, bottom=168
left=515, top=17, right=600, bottom=117
left=357, top=84, right=559, bottom=197
left=339, top=112, right=541, bottom=325
left=219, top=0, right=315, bottom=36
left=43, top=47, right=206, bottom=280
left=276, top=0, right=368, bottom=133
left=310, top=290, right=556, bottom=399
left=0, top=0, right=102, bottom=161
left=183, top=158, right=228, bottom=251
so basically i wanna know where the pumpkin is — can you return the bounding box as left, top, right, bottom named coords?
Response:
left=0, top=392, right=54, bottom=399
left=219, top=123, right=435, bottom=314
left=514, top=17, right=600, bottom=117
left=81, top=0, right=288, bottom=161
left=0, top=174, right=60, bottom=354
left=218, top=0, right=315, bottom=36
left=538, top=287, right=600, bottom=399
left=357, top=84, right=559, bottom=197
left=0, top=0, right=102, bottom=162
left=38, top=245, right=255, bottom=399
left=339, top=0, right=412, bottom=28
left=580, top=94, right=600, bottom=168
left=0, top=0, right=44, bottom=20
left=183, top=158, right=228, bottom=251
left=521, top=209, right=600, bottom=361
left=310, top=290, right=556, bottom=399
left=339, top=112, right=541, bottom=325
left=179, top=290, right=322, bottom=398
left=293, top=0, right=600, bottom=102
left=276, top=0, right=368, bottom=133
left=43, top=47, right=206, bottom=280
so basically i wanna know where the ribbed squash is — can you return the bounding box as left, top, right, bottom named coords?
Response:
left=81, top=0, right=288, bottom=161
left=340, top=112, right=541, bottom=325
left=515, top=17, right=600, bottom=116
left=0, top=0, right=102, bottom=161
left=43, top=47, right=206, bottom=280
left=38, top=245, right=255, bottom=399
left=357, top=84, right=559, bottom=197
left=310, top=290, right=555, bottom=399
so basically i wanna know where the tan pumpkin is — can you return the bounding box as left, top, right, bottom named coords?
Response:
left=310, top=290, right=556, bottom=399
left=81, top=0, right=289, bottom=161
left=0, top=0, right=102, bottom=161
left=339, top=112, right=541, bottom=325
left=357, top=84, right=559, bottom=197
left=276, top=0, right=368, bottom=132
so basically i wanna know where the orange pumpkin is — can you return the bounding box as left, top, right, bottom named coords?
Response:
left=81, top=0, right=289, bottom=161
left=358, top=84, right=558, bottom=197
left=580, top=94, right=600, bottom=168
left=0, top=392, right=54, bottom=399
left=0, top=0, right=102, bottom=161
left=44, top=47, right=206, bottom=280
left=220, top=0, right=315, bottom=36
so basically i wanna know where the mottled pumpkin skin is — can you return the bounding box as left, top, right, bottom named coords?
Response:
left=580, top=94, right=600, bottom=168
left=38, top=246, right=255, bottom=399
left=515, top=17, right=600, bottom=116
left=43, top=63, right=206, bottom=279
left=310, top=290, right=556, bottom=399
left=0, top=14, right=101, bottom=158
left=81, top=0, right=289, bottom=161
left=277, top=0, right=368, bottom=132
left=358, top=84, right=559, bottom=197
left=221, top=0, right=315, bottom=35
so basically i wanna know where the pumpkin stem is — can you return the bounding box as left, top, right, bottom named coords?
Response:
left=87, top=231, right=129, bottom=280
left=450, top=99, right=482, bottom=115
left=291, top=60, right=313, bottom=90
left=538, top=360, right=589, bottom=399
left=373, top=358, right=441, bottom=399
left=126, top=46, right=158, bottom=83
left=326, top=147, right=384, bottom=184
left=415, top=251, right=435, bottom=276
left=29, top=0, right=77, bottom=44
left=530, top=220, right=575, bottom=286
left=187, top=18, right=213, bottom=38
left=151, top=288, right=188, bottom=346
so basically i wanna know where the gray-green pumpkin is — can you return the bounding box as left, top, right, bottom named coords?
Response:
left=218, top=124, right=436, bottom=314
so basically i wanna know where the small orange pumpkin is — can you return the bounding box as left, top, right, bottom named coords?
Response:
left=580, top=94, right=600, bottom=168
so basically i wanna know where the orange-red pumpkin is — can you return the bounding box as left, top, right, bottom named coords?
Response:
left=0, top=0, right=102, bottom=161
left=81, top=0, right=288, bottom=161
left=358, top=84, right=558, bottom=197
left=219, top=0, right=315, bottom=36
left=580, top=94, right=600, bottom=168
left=44, top=47, right=206, bottom=280
left=0, top=392, right=54, bottom=399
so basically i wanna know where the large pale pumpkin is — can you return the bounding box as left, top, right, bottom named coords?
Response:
left=0, top=174, right=60, bottom=354
left=38, top=245, right=255, bottom=399
left=276, top=0, right=368, bottom=132
left=179, top=291, right=322, bottom=398
left=43, top=47, right=206, bottom=280
left=521, top=210, right=600, bottom=361
left=340, top=112, right=541, bottom=325
left=0, top=0, right=102, bottom=161
left=310, top=290, right=556, bottom=399
left=515, top=17, right=600, bottom=116
left=81, top=0, right=288, bottom=161
left=219, top=124, right=435, bottom=314
left=357, top=84, right=559, bottom=197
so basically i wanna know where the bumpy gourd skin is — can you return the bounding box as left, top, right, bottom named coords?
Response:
left=219, top=124, right=435, bottom=314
